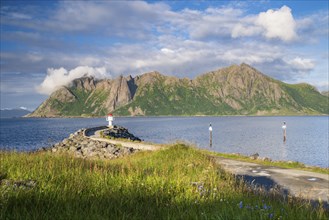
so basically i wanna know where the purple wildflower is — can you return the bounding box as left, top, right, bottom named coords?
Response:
left=239, top=201, right=243, bottom=209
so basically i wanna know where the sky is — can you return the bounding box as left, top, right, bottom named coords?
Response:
left=0, top=0, right=328, bottom=110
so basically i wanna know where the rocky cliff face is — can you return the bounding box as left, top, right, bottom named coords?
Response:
left=29, top=76, right=134, bottom=117
left=321, top=91, right=329, bottom=97
left=28, top=64, right=329, bottom=117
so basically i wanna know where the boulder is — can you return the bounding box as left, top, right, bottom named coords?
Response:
left=249, top=153, right=259, bottom=160
left=262, top=157, right=272, bottom=162
left=69, top=146, right=76, bottom=152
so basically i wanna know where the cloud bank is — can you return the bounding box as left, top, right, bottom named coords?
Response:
left=37, top=66, right=108, bottom=95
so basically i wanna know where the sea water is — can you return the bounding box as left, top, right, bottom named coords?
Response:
left=0, top=116, right=328, bottom=167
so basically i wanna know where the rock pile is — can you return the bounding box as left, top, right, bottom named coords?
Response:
left=49, top=129, right=139, bottom=159
left=249, top=153, right=272, bottom=161
left=102, top=126, right=141, bottom=141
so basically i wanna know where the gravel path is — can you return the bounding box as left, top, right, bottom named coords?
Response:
left=214, top=157, right=329, bottom=204
left=85, top=128, right=162, bottom=151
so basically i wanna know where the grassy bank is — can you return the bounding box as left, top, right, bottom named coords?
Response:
left=1, top=144, right=327, bottom=219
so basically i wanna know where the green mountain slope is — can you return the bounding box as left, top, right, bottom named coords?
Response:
left=280, top=83, right=329, bottom=114
left=28, top=64, right=329, bottom=117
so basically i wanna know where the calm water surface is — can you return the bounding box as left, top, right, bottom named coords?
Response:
left=0, top=116, right=328, bottom=167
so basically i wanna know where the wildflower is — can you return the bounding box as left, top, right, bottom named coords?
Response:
left=239, top=201, right=243, bottom=209
left=263, top=204, right=268, bottom=210
left=268, top=213, right=274, bottom=219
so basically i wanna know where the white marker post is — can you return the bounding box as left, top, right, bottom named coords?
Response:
left=282, top=121, right=287, bottom=142
left=106, top=113, right=114, bottom=128
left=209, top=123, right=213, bottom=147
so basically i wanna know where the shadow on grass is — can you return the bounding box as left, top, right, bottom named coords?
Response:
left=2, top=179, right=328, bottom=220
left=1, top=190, right=229, bottom=219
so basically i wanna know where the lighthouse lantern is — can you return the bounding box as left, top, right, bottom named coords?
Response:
left=106, top=113, right=114, bottom=128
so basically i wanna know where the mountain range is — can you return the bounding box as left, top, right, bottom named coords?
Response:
left=28, top=64, right=329, bottom=117
left=1, top=108, right=31, bottom=118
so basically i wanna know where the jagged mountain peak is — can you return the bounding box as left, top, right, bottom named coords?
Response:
left=138, top=71, right=163, bottom=79
left=135, top=71, right=165, bottom=85
left=215, top=63, right=266, bottom=77
left=69, top=76, right=97, bottom=91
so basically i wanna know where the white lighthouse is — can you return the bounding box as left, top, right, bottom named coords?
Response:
left=106, top=113, right=114, bottom=128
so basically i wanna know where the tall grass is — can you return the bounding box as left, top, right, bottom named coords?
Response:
left=1, top=144, right=327, bottom=219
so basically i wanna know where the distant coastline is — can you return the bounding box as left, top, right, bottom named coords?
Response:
left=24, top=113, right=329, bottom=119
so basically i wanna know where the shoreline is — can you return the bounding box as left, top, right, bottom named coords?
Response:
left=23, top=113, right=329, bottom=118
left=2, top=144, right=328, bottom=172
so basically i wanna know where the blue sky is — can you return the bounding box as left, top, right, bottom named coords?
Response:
left=0, top=0, right=328, bottom=110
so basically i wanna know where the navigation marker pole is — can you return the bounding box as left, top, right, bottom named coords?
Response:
left=209, top=123, right=213, bottom=147
left=282, top=121, right=287, bottom=142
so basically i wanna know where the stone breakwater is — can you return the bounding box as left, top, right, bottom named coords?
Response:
left=49, top=129, right=139, bottom=159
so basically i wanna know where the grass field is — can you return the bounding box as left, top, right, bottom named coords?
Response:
left=1, top=144, right=327, bottom=219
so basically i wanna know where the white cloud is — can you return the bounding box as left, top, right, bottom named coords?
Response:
left=102, top=38, right=288, bottom=79
left=46, top=1, right=170, bottom=39
left=288, top=57, right=315, bottom=71
left=10, top=12, right=32, bottom=20
left=37, top=66, right=108, bottom=95
left=313, top=81, right=329, bottom=92
left=231, top=23, right=261, bottom=38
left=26, top=53, right=43, bottom=62
left=232, top=6, right=297, bottom=42
left=256, top=5, right=297, bottom=42
left=173, top=7, right=244, bottom=39
left=161, top=48, right=175, bottom=55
